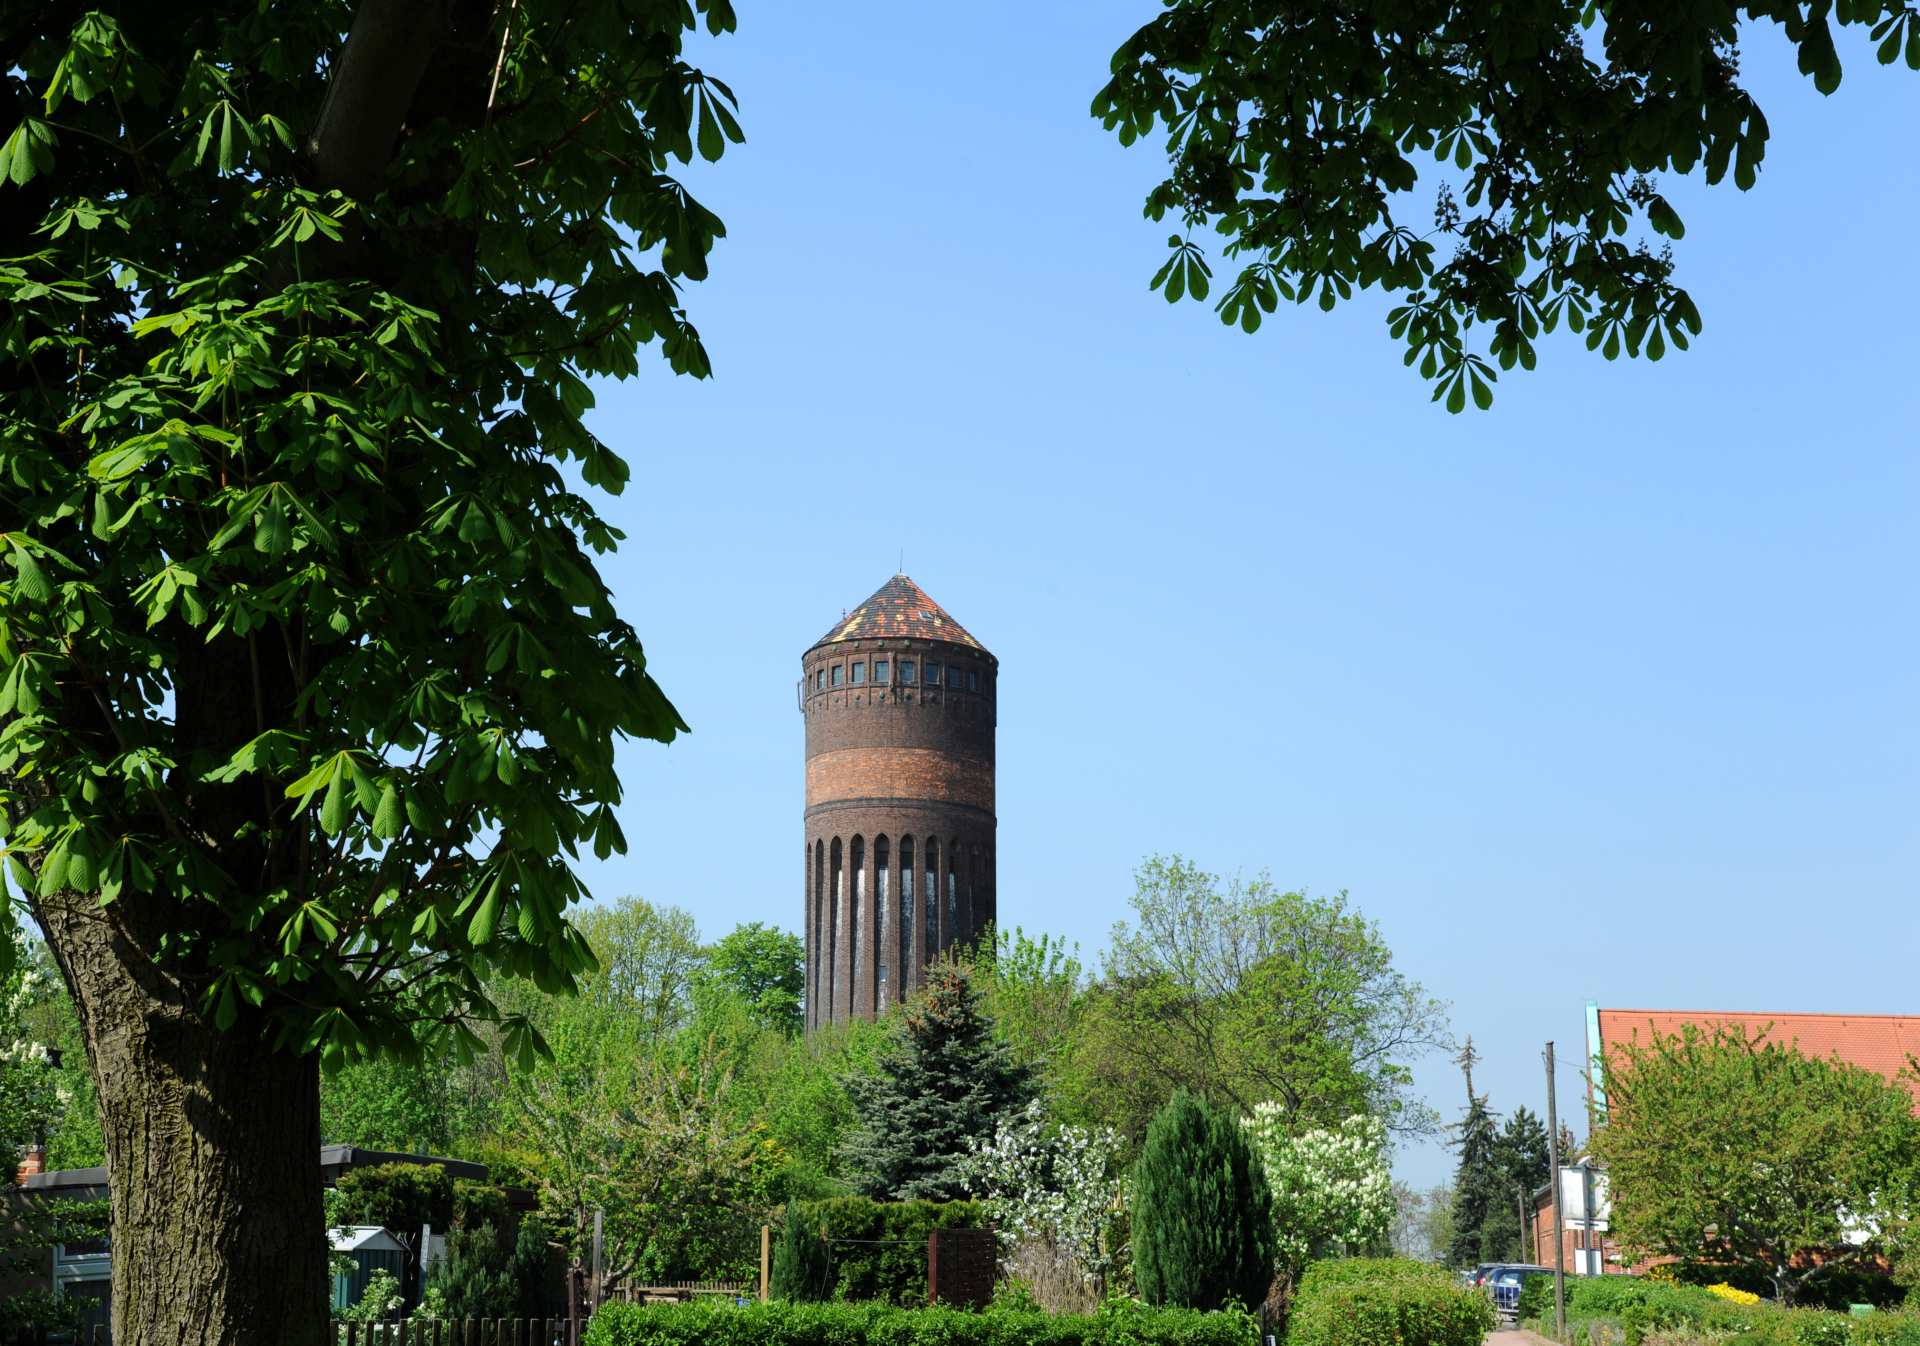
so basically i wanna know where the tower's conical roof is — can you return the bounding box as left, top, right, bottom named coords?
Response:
left=813, top=574, right=986, bottom=652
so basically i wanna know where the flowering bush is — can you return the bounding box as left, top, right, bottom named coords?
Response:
left=1709, top=1283, right=1763, bottom=1306
left=958, top=1101, right=1128, bottom=1291
left=1242, top=1108, right=1394, bottom=1275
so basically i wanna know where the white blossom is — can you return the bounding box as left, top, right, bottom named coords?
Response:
left=957, top=1100, right=1128, bottom=1288
left=1243, top=1106, right=1395, bottom=1273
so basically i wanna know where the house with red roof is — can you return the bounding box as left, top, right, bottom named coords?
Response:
left=1528, top=1002, right=1920, bottom=1277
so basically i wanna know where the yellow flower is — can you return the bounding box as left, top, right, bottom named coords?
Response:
left=1707, top=1283, right=1760, bottom=1305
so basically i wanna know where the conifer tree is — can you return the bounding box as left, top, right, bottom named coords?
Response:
left=1446, top=1060, right=1550, bottom=1265
left=1496, top=1105, right=1552, bottom=1259
left=840, top=960, right=1034, bottom=1200
left=1132, top=1089, right=1276, bottom=1311
left=1447, top=1089, right=1507, bottom=1266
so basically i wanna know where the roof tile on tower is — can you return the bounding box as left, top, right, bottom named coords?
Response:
left=813, top=574, right=984, bottom=651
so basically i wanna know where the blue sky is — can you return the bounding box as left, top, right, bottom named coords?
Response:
left=573, top=5, right=1920, bottom=1187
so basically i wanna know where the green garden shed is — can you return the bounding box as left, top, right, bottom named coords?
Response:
left=331, top=1226, right=410, bottom=1313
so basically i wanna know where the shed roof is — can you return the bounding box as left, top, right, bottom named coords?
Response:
left=331, top=1225, right=407, bottom=1254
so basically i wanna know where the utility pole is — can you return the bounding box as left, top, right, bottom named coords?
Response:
left=1545, top=1042, right=1566, bottom=1340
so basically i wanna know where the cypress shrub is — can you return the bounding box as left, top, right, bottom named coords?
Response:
left=770, top=1212, right=831, bottom=1303
left=1131, top=1090, right=1276, bottom=1311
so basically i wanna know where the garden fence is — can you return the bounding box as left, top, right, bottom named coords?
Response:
left=334, top=1319, right=583, bottom=1346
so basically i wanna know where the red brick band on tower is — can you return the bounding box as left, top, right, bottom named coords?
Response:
left=799, top=575, right=997, bottom=1030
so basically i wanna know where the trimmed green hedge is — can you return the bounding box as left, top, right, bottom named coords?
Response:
left=584, top=1298, right=1260, bottom=1346
left=774, top=1198, right=988, bottom=1306
left=1519, top=1275, right=1920, bottom=1346
left=1285, top=1259, right=1494, bottom=1346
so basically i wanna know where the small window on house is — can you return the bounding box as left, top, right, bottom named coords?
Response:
left=946, top=665, right=962, bottom=689
left=815, top=669, right=824, bottom=691
left=899, top=660, right=916, bottom=684
left=967, top=670, right=979, bottom=691
left=851, top=662, right=866, bottom=684
left=926, top=662, right=943, bottom=688
left=874, top=660, right=890, bottom=683
left=830, top=664, right=843, bottom=687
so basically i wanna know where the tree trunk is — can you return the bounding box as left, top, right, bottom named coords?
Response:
left=39, top=891, right=327, bottom=1346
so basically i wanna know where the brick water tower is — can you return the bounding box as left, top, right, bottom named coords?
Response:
left=800, top=575, right=997, bottom=1031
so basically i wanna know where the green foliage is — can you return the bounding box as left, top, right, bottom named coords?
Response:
left=703, top=923, right=805, bottom=1037
left=1286, top=1259, right=1495, bottom=1346
left=841, top=961, right=1035, bottom=1201
left=1446, top=1092, right=1513, bottom=1267
left=333, top=1162, right=455, bottom=1236
left=778, top=1197, right=987, bottom=1306
left=0, top=0, right=740, bottom=1085
left=321, top=1054, right=456, bottom=1154
left=1531, top=1274, right=1920, bottom=1346
left=738, top=1017, right=888, bottom=1200
left=0, top=1196, right=108, bottom=1338
left=1590, top=1024, right=1920, bottom=1303
left=493, top=895, right=780, bottom=1288
left=1093, top=0, right=1920, bottom=407
left=341, top=1270, right=407, bottom=1324
left=585, top=1296, right=1261, bottom=1346
left=985, top=927, right=1087, bottom=1077
left=771, top=1210, right=833, bottom=1303
left=1074, top=858, right=1446, bottom=1148
left=424, top=1220, right=516, bottom=1319
left=511, top=1216, right=560, bottom=1320
left=1132, top=1090, right=1276, bottom=1312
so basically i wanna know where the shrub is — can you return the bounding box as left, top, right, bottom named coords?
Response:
left=1286, top=1259, right=1493, bottom=1346
left=1132, top=1091, right=1275, bottom=1312
left=774, top=1197, right=988, bottom=1305
left=771, top=1210, right=832, bottom=1303
left=583, top=1297, right=1260, bottom=1346
left=333, top=1162, right=455, bottom=1236
left=1531, top=1275, right=1920, bottom=1346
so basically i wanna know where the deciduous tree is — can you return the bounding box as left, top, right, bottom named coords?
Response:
left=1078, top=856, right=1447, bottom=1144
left=0, top=4, right=739, bottom=1341
left=702, top=922, right=804, bottom=1037
left=1095, top=0, right=1920, bottom=408
left=1590, top=1023, right=1920, bottom=1304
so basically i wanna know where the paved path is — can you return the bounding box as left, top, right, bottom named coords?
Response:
left=1487, top=1330, right=1559, bottom=1346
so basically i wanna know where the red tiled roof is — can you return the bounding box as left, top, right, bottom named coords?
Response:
left=813, top=575, right=986, bottom=652
left=1596, top=1008, right=1920, bottom=1100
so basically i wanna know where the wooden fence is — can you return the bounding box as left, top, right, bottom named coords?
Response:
left=333, top=1320, right=582, bottom=1346
left=604, top=1280, right=753, bottom=1305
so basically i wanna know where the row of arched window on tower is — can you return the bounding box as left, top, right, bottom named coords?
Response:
left=808, top=834, right=987, bottom=1024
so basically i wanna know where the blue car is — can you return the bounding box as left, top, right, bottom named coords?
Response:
left=1484, top=1264, right=1553, bottom=1320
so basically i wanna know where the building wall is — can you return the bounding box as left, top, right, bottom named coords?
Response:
left=801, top=636, right=996, bottom=1030
left=1531, top=1166, right=1627, bottom=1276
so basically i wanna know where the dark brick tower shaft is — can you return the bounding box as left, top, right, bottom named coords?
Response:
left=800, top=575, right=996, bottom=1030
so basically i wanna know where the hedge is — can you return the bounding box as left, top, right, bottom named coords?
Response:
left=1285, top=1259, right=1494, bottom=1346
left=1517, top=1275, right=1920, bottom=1346
left=774, top=1198, right=988, bottom=1306
left=583, top=1298, right=1261, bottom=1346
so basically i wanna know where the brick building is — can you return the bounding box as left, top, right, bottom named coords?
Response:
left=1529, top=1003, right=1920, bottom=1277
left=800, top=575, right=997, bottom=1030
